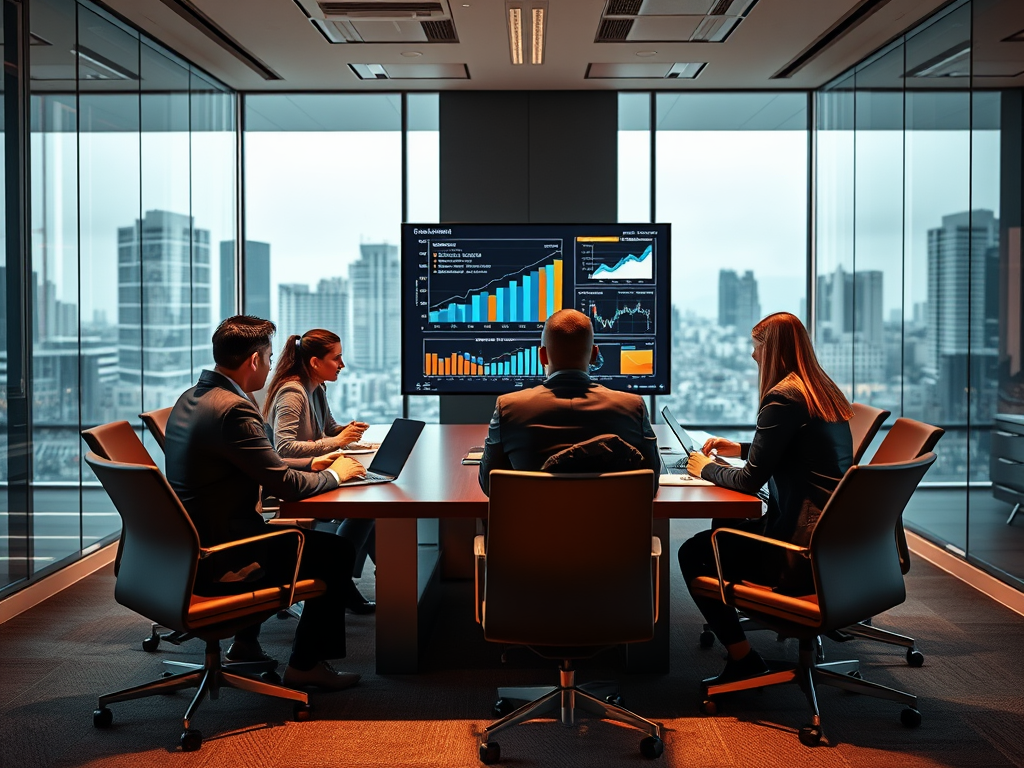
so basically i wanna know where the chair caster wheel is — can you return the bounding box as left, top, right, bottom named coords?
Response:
left=93, top=707, right=113, bottom=728
left=605, top=693, right=624, bottom=707
left=640, top=735, right=664, bottom=759
left=699, top=699, right=717, bottom=715
left=293, top=702, right=312, bottom=722
left=142, top=635, right=160, bottom=652
left=479, top=741, right=500, bottom=764
left=798, top=725, right=822, bottom=746
left=261, top=670, right=281, bottom=684
left=900, top=707, right=922, bottom=727
left=699, top=630, right=715, bottom=649
left=180, top=729, right=203, bottom=752
left=906, top=649, right=924, bottom=667
left=493, top=698, right=512, bottom=717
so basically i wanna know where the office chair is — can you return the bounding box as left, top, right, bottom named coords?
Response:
left=86, top=452, right=324, bottom=751
left=833, top=417, right=944, bottom=664
left=698, top=402, right=891, bottom=651
left=140, top=406, right=173, bottom=450
left=474, top=469, right=664, bottom=764
left=692, top=453, right=936, bottom=746
left=850, top=402, right=891, bottom=464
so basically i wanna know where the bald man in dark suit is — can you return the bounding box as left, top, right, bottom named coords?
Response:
left=478, top=309, right=660, bottom=494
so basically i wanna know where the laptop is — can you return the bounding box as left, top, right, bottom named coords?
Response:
left=660, top=405, right=737, bottom=473
left=337, top=418, right=426, bottom=487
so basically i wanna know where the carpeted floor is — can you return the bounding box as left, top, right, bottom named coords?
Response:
left=1, top=519, right=1023, bottom=768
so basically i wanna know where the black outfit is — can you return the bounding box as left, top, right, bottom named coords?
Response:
left=165, top=369, right=354, bottom=667
left=478, top=369, right=660, bottom=494
left=678, top=388, right=852, bottom=646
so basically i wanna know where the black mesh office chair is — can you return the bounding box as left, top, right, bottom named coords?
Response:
left=691, top=454, right=935, bottom=746
left=474, top=469, right=664, bottom=763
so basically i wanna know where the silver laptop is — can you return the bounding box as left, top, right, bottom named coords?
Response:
left=337, top=418, right=425, bottom=486
left=660, top=405, right=736, bottom=472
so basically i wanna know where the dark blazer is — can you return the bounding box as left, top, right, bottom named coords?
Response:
left=478, top=369, right=660, bottom=495
left=165, top=369, right=340, bottom=549
left=700, top=388, right=853, bottom=549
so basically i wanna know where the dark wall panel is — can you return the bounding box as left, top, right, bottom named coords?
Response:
left=439, top=91, right=530, bottom=223
left=527, top=91, right=617, bottom=223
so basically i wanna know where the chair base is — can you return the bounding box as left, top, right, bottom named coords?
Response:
left=700, top=639, right=919, bottom=745
left=480, top=664, right=663, bottom=762
left=94, top=637, right=308, bottom=750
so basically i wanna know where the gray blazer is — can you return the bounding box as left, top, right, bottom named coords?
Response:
left=267, top=381, right=344, bottom=459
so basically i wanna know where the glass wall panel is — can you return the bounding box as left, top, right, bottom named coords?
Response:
left=139, top=42, right=189, bottom=466
left=244, top=94, right=403, bottom=425
left=0, top=0, right=9, bottom=589
left=815, top=74, right=856, bottom=400
left=31, top=0, right=82, bottom=570
left=618, top=92, right=650, bottom=223
left=405, top=93, right=440, bottom=423
left=654, top=93, right=808, bottom=426
left=77, top=4, right=140, bottom=556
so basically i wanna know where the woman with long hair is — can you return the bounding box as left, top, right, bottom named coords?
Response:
left=264, top=329, right=376, bottom=614
left=679, top=312, right=854, bottom=684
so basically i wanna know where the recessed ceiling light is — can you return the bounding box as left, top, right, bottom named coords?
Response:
left=401, top=51, right=423, bottom=57
left=636, top=51, right=657, bottom=57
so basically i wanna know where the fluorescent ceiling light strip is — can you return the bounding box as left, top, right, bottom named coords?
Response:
left=531, top=7, right=544, bottom=65
left=508, top=7, right=523, bottom=65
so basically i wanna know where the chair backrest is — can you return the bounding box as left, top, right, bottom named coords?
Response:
left=81, top=421, right=157, bottom=466
left=849, top=402, right=891, bottom=464
left=483, top=469, right=655, bottom=647
left=868, top=417, right=944, bottom=574
left=869, top=417, right=945, bottom=466
left=85, top=451, right=199, bottom=631
left=810, top=453, right=936, bottom=630
left=139, top=407, right=173, bottom=451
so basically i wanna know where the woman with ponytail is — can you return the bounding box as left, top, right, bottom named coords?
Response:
left=264, top=329, right=376, bottom=614
left=678, top=312, right=854, bottom=685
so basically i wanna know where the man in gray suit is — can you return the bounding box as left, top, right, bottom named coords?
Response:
left=478, top=309, right=660, bottom=494
left=165, top=315, right=366, bottom=690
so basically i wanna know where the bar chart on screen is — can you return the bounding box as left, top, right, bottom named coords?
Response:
left=421, top=339, right=544, bottom=378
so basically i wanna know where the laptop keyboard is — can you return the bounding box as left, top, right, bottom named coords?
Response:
left=365, top=471, right=390, bottom=482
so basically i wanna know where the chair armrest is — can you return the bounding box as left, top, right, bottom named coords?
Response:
left=200, top=528, right=306, bottom=608
left=651, top=535, right=662, bottom=624
left=708, top=527, right=809, bottom=607
left=267, top=517, right=314, bottom=529
left=474, top=534, right=486, bottom=625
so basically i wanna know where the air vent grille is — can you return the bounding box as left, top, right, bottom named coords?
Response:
left=422, top=19, right=457, bottom=41
left=606, top=0, right=642, bottom=15
left=709, top=0, right=734, bottom=14
left=597, top=18, right=634, bottom=41
left=318, top=1, right=444, bottom=13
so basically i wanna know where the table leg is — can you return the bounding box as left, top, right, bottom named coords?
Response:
left=625, top=518, right=671, bottom=673
left=375, top=517, right=420, bottom=674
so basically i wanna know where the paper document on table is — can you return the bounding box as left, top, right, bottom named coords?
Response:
left=462, top=446, right=484, bottom=465
left=659, top=473, right=714, bottom=487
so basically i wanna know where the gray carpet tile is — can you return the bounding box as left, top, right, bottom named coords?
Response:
left=1, top=519, right=1023, bottom=767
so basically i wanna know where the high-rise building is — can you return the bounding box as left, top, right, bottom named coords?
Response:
left=349, top=243, right=400, bottom=372
left=116, top=210, right=212, bottom=417
left=718, top=270, right=761, bottom=334
left=278, top=278, right=350, bottom=353
left=220, top=240, right=271, bottom=322
left=816, top=266, right=883, bottom=345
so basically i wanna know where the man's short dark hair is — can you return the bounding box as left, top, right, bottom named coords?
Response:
left=212, top=316, right=276, bottom=369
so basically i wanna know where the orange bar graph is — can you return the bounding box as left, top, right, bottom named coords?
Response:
left=488, top=295, right=497, bottom=322
left=537, top=269, right=547, bottom=321
left=554, top=259, right=563, bottom=312
left=448, top=355, right=456, bottom=376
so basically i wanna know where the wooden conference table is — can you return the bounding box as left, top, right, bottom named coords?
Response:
left=281, top=424, right=760, bottom=674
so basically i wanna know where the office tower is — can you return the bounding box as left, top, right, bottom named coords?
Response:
left=816, top=266, right=883, bottom=345
left=718, top=270, right=761, bottom=333
left=278, top=278, right=350, bottom=353
left=116, top=210, right=213, bottom=416
left=220, top=240, right=271, bottom=322
left=349, top=243, right=400, bottom=372
left=927, top=210, right=999, bottom=421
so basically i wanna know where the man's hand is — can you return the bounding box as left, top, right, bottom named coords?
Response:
left=337, top=421, right=370, bottom=446
left=687, top=451, right=715, bottom=479
left=311, top=450, right=344, bottom=472
left=329, top=455, right=367, bottom=483
left=701, top=437, right=741, bottom=458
